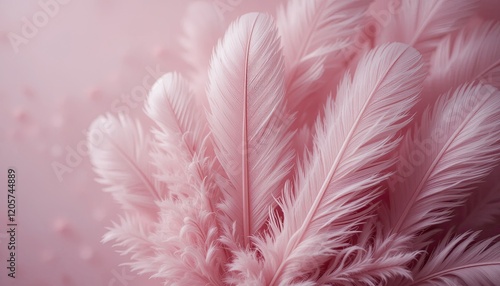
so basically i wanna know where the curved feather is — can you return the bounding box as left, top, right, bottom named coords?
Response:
left=388, top=84, right=500, bottom=239
left=277, top=0, right=370, bottom=111
left=423, top=21, right=500, bottom=105
left=88, top=114, right=165, bottom=215
left=207, top=13, right=294, bottom=247
left=376, top=0, right=478, bottom=60
left=246, top=43, right=425, bottom=285
left=406, top=232, right=500, bottom=286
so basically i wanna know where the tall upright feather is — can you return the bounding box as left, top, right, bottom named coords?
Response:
left=207, top=13, right=294, bottom=247
left=376, top=0, right=478, bottom=60
left=244, top=43, right=425, bottom=285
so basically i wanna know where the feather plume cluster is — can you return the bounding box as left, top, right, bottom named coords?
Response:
left=88, top=0, right=500, bottom=285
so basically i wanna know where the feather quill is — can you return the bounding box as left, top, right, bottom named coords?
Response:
left=376, top=0, right=478, bottom=60
left=242, top=43, right=425, bottom=285
left=387, top=84, right=500, bottom=240
left=207, top=13, right=294, bottom=247
left=88, top=114, right=165, bottom=216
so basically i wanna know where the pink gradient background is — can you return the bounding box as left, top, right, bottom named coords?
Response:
left=0, top=1, right=281, bottom=285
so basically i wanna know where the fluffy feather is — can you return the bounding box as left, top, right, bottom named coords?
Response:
left=423, top=21, right=500, bottom=105
left=387, top=83, right=500, bottom=240
left=207, top=13, right=294, bottom=247
left=88, top=114, right=165, bottom=216
left=241, top=43, right=425, bottom=285
left=147, top=185, right=226, bottom=285
left=400, top=232, right=500, bottom=285
left=376, top=0, right=478, bottom=60
left=276, top=0, right=370, bottom=112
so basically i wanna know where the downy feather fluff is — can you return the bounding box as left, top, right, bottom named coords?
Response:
left=147, top=187, right=225, bottom=285
left=206, top=13, right=294, bottom=248
left=240, top=43, right=425, bottom=285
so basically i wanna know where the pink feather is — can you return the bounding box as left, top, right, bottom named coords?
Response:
left=206, top=13, right=295, bottom=248
left=86, top=1, right=500, bottom=284
left=237, top=43, right=425, bottom=285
